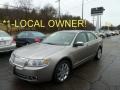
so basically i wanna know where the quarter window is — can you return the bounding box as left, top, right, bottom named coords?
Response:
left=87, top=32, right=97, bottom=41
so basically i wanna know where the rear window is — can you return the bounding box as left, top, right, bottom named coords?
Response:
left=32, top=32, right=45, bottom=37
left=17, top=32, right=27, bottom=38
left=0, top=31, right=10, bottom=37
left=17, top=31, right=45, bottom=38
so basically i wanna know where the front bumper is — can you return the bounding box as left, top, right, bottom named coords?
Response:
left=0, top=44, right=16, bottom=52
left=11, top=64, right=54, bottom=82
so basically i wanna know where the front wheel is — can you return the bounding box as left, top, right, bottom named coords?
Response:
left=95, top=48, right=102, bottom=60
left=53, top=60, right=71, bottom=83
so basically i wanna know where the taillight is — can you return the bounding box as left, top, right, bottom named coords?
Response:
left=34, top=38, right=41, bottom=43
left=11, top=38, right=16, bottom=44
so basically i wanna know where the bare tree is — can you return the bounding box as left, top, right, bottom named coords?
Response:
left=40, top=4, right=57, bottom=18
left=14, top=0, right=33, bottom=11
left=3, top=3, right=9, bottom=9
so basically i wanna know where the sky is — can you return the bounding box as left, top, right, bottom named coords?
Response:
left=0, top=0, right=120, bottom=26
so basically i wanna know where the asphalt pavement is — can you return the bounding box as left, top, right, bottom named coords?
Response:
left=0, top=36, right=120, bottom=90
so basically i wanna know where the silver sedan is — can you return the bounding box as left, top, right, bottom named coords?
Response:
left=9, top=30, right=103, bottom=83
left=0, top=30, right=16, bottom=52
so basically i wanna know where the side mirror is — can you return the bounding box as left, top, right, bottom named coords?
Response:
left=73, top=42, right=84, bottom=47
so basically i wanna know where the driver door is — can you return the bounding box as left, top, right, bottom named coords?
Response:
left=71, top=32, right=89, bottom=66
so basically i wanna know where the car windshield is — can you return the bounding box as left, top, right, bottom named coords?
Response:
left=42, top=32, right=76, bottom=46
left=0, top=31, right=10, bottom=37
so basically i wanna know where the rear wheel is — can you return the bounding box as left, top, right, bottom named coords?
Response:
left=53, top=60, right=71, bottom=83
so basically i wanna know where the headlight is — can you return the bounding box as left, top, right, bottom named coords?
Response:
left=9, top=53, right=15, bottom=63
left=26, top=59, right=49, bottom=67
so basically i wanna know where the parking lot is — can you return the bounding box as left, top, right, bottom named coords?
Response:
left=0, top=35, right=120, bottom=90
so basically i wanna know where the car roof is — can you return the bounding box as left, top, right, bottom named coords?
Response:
left=19, top=31, right=46, bottom=34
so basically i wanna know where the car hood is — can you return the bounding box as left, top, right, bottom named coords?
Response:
left=14, top=43, right=66, bottom=59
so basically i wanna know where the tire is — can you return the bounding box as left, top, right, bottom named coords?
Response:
left=53, top=60, right=71, bottom=83
left=100, top=35, right=103, bottom=38
left=95, top=48, right=102, bottom=60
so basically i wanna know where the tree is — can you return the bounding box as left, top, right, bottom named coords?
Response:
left=15, top=0, right=33, bottom=10
left=101, top=26, right=116, bottom=30
left=14, top=0, right=33, bottom=21
left=40, top=5, right=57, bottom=18
left=117, top=25, right=120, bottom=30
left=0, top=2, right=95, bottom=33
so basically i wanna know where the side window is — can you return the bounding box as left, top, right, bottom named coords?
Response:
left=87, top=32, right=97, bottom=41
left=75, top=32, right=87, bottom=43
